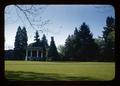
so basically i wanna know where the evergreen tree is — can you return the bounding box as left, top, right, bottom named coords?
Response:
left=41, top=34, right=48, bottom=60
left=14, top=26, right=22, bottom=50
left=48, top=37, right=59, bottom=61
left=21, top=26, right=28, bottom=59
left=78, top=22, right=99, bottom=61
left=64, top=27, right=79, bottom=60
left=14, top=26, right=22, bottom=59
left=41, top=34, right=48, bottom=47
left=73, top=27, right=81, bottom=60
left=65, top=35, right=72, bottom=60
left=14, top=26, right=28, bottom=59
left=64, top=23, right=99, bottom=61
left=102, top=16, right=115, bottom=61
left=34, top=30, right=40, bottom=46
left=74, top=27, right=79, bottom=36
left=22, top=26, right=28, bottom=49
left=34, top=30, right=40, bottom=43
left=103, top=17, right=115, bottom=43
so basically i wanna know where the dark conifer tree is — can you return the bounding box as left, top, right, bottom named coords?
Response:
left=14, top=26, right=28, bottom=59
left=64, top=23, right=99, bottom=61
left=74, top=27, right=79, bottom=36
left=22, top=26, right=28, bottom=49
left=78, top=22, right=99, bottom=61
left=41, top=34, right=48, bottom=60
left=102, top=16, right=115, bottom=61
left=48, top=37, right=59, bottom=61
left=65, top=35, right=73, bottom=60
left=21, top=26, right=28, bottom=59
left=34, top=30, right=40, bottom=46
left=41, top=34, right=48, bottom=47
left=65, top=34, right=77, bottom=60
left=73, top=27, right=81, bottom=60
left=14, top=26, right=22, bottom=50
left=34, top=30, right=40, bottom=43
left=14, top=26, right=22, bottom=59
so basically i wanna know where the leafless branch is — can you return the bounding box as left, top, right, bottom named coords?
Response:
left=15, top=7, right=25, bottom=25
left=14, top=5, right=50, bottom=32
left=5, top=5, right=59, bottom=35
left=15, top=5, right=37, bottom=30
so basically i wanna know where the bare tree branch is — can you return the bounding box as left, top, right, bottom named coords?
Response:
left=13, top=5, right=50, bottom=33
left=15, top=5, right=37, bottom=30
left=15, top=7, right=25, bottom=25
left=5, top=5, right=60, bottom=35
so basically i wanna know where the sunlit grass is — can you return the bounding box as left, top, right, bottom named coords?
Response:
left=5, top=61, right=115, bottom=81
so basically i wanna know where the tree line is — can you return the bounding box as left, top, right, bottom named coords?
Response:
left=5, top=16, right=115, bottom=62
left=58, top=16, right=115, bottom=62
left=5, top=27, right=59, bottom=61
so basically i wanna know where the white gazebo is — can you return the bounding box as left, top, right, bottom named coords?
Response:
left=25, top=43, right=48, bottom=61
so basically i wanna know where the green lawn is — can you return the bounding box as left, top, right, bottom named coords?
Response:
left=5, top=61, right=115, bottom=81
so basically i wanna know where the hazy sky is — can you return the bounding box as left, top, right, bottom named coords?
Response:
left=5, top=5, right=115, bottom=50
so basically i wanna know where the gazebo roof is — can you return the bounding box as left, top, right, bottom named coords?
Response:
left=26, top=42, right=42, bottom=50
left=28, top=42, right=42, bottom=48
left=27, top=42, right=49, bottom=50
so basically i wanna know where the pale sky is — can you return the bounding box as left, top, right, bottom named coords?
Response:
left=5, top=5, right=115, bottom=50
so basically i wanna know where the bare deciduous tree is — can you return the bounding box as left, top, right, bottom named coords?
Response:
left=5, top=5, right=50, bottom=33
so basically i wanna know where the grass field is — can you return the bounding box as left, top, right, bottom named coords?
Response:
left=5, top=61, right=115, bottom=81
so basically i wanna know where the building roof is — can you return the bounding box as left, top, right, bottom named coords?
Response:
left=27, top=42, right=49, bottom=50
left=28, top=42, right=42, bottom=48
left=26, top=42, right=42, bottom=50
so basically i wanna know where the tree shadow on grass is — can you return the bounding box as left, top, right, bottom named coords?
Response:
left=5, top=71, right=101, bottom=81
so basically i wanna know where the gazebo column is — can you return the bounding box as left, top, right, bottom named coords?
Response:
left=25, top=50, right=28, bottom=61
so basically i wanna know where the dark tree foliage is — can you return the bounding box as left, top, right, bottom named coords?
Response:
left=14, top=26, right=22, bottom=50
left=33, top=30, right=42, bottom=48
left=102, top=16, right=115, bottom=61
left=41, top=34, right=48, bottom=47
left=21, top=26, right=28, bottom=59
left=94, top=37, right=105, bottom=61
left=14, top=26, right=28, bottom=60
left=5, top=50, right=14, bottom=60
left=65, top=22, right=99, bottom=61
left=65, top=34, right=78, bottom=60
left=22, top=27, right=28, bottom=49
left=41, top=34, right=49, bottom=61
left=74, top=27, right=79, bottom=36
left=65, top=35, right=73, bottom=60
left=14, top=26, right=23, bottom=59
left=78, top=22, right=99, bottom=61
left=34, top=30, right=40, bottom=43
left=48, top=37, right=59, bottom=61
left=103, top=17, right=115, bottom=43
